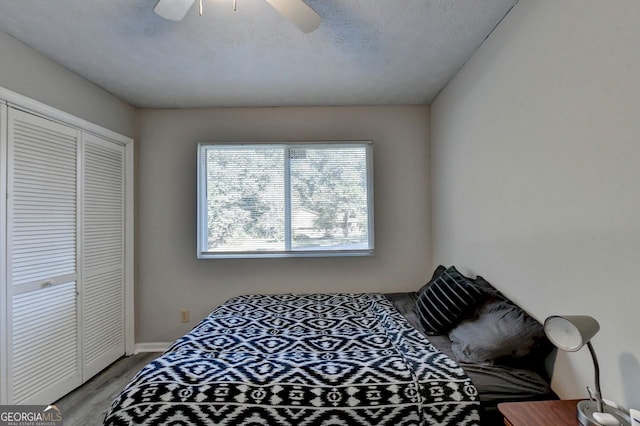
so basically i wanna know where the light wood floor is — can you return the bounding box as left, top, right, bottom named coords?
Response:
left=55, top=352, right=161, bottom=426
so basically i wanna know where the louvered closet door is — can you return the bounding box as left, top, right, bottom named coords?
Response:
left=6, top=108, right=81, bottom=404
left=81, top=133, right=125, bottom=380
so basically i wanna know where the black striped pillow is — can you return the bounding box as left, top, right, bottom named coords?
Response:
left=415, top=266, right=484, bottom=335
left=417, top=265, right=446, bottom=297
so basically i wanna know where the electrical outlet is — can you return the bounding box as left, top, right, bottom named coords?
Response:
left=180, top=309, right=190, bottom=323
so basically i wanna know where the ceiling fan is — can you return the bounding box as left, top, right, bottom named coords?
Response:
left=153, top=0, right=321, bottom=33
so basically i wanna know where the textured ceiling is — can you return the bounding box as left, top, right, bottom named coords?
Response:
left=0, top=0, right=517, bottom=108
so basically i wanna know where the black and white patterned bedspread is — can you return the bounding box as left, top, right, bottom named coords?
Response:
left=104, top=293, right=480, bottom=425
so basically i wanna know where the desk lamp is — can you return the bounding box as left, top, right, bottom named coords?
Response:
left=544, top=315, right=630, bottom=426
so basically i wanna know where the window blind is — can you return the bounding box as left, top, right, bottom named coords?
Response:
left=198, top=142, right=374, bottom=258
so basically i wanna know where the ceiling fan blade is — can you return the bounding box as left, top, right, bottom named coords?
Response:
left=265, top=0, right=321, bottom=33
left=154, top=0, right=196, bottom=21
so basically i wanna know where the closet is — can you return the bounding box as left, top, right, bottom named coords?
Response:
left=0, top=89, right=134, bottom=405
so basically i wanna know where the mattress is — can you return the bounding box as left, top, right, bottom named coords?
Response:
left=105, top=293, right=481, bottom=425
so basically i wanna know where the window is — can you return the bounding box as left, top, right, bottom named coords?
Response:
left=197, top=142, right=374, bottom=258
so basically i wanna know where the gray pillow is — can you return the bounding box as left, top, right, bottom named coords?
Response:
left=448, top=298, right=548, bottom=365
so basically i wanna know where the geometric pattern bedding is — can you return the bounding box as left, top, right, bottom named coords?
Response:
left=104, top=293, right=480, bottom=425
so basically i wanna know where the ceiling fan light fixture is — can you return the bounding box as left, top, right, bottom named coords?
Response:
left=154, top=0, right=196, bottom=21
left=153, top=0, right=321, bottom=33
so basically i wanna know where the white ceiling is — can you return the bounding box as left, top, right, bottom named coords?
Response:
left=0, top=0, right=517, bottom=109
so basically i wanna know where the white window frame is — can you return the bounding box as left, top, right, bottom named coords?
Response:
left=197, top=141, right=374, bottom=259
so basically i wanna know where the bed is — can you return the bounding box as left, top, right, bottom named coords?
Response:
left=104, top=266, right=554, bottom=425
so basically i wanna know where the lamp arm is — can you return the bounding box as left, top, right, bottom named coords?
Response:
left=587, top=341, right=604, bottom=413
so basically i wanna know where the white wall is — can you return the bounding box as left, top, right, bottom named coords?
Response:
left=431, top=0, right=640, bottom=410
left=0, top=31, right=137, bottom=138
left=136, top=106, right=431, bottom=342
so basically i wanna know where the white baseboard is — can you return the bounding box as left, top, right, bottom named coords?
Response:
left=134, top=342, right=171, bottom=354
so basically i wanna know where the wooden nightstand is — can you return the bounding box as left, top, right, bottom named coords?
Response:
left=498, top=399, right=582, bottom=426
